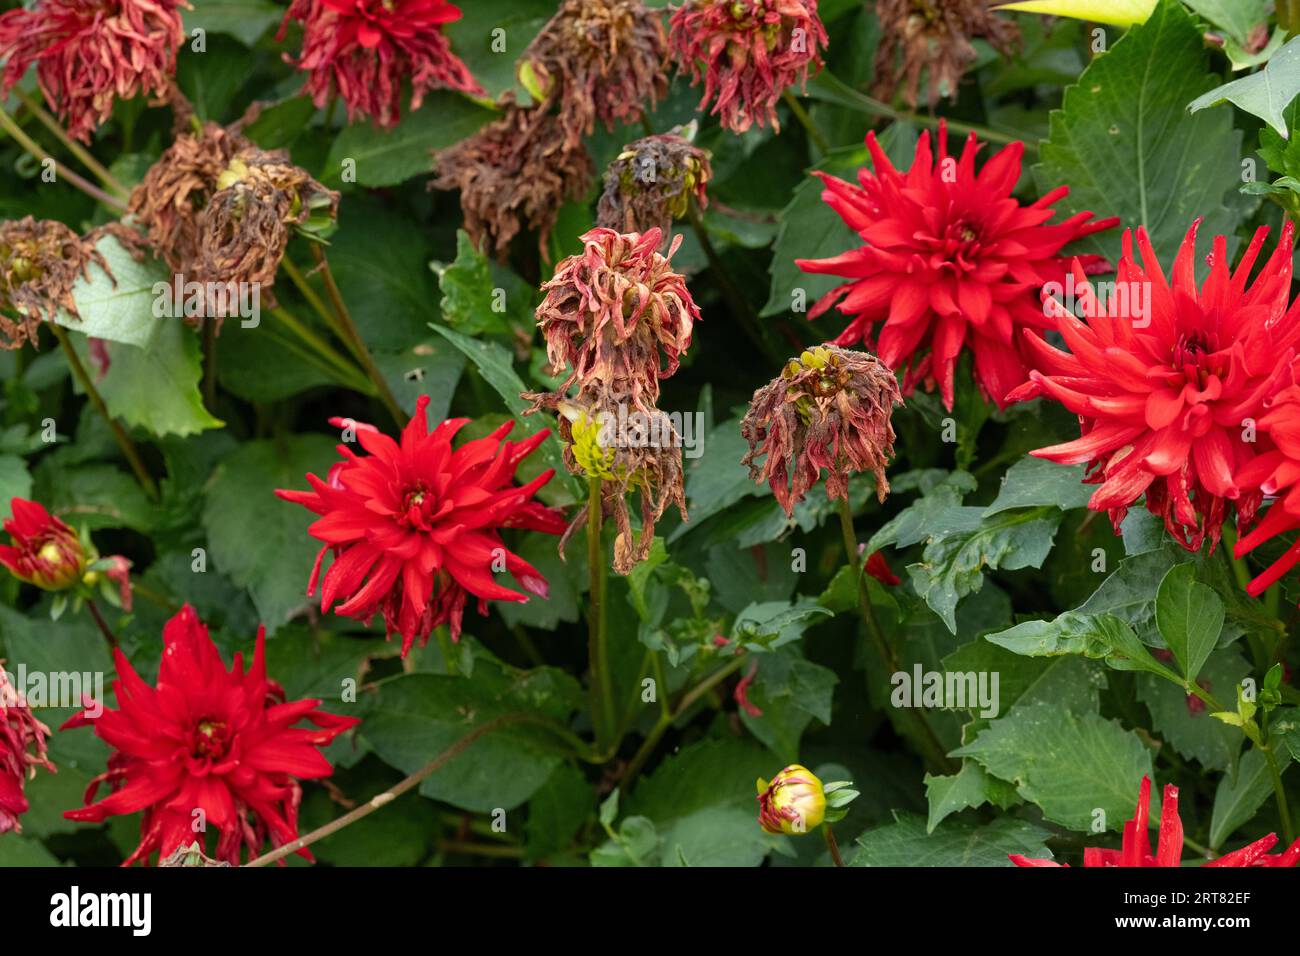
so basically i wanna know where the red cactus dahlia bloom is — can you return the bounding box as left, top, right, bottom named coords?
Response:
left=796, top=122, right=1118, bottom=410
left=669, top=0, right=827, bottom=134
left=1231, top=372, right=1300, bottom=595
left=0, top=0, right=186, bottom=144
left=277, top=396, right=567, bottom=656
left=0, top=498, right=86, bottom=591
left=279, top=0, right=480, bottom=129
left=62, top=605, right=358, bottom=865
left=0, top=662, right=55, bottom=834
left=1010, top=776, right=1300, bottom=867
left=1010, top=220, right=1300, bottom=553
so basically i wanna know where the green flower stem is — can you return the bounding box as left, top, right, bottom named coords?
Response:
left=50, top=324, right=159, bottom=501
left=268, top=306, right=374, bottom=395
left=822, top=823, right=845, bottom=867
left=586, top=477, right=614, bottom=751
left=1262, top=742, right=1295, bottom=845
left=0, top=108, right=127, bottom=212
left=14, top=89, right=129, bottom=199
left=84, top=599, right=119, bottom=651
left=308, top=244, right=405, bottom=428
left=244, top=713, right=545, bottom=867
left=620, top=652, right=749, bottom=790
left=781, top=89, right=831, bottom=153
left=837, top=497, right=957, bottom=775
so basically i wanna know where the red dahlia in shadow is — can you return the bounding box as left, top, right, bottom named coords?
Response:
left=277, top=396, right=567, bottom=655
left=796, top=122, right=1117, bottom=410
left=62, top=605, right=358, bottom=865
left=279, top=0, right=480, bottom=128
left=1231, top=370, right=1300, bottom=595
left=0, top=0, right=186, bottom=143
left=0, top=661, right=55, bottom=834
left=1011, top=220, right=1299, bottom=553
left=670, top=0, right=827, bottom=134
left=1010, top=776, right=1300, bottom=867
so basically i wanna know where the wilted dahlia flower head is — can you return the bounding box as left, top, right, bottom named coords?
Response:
left=535, top=227, right=699, bottom=417
left=1011, top=776, right=1300, bottom=868
left=0, top=217, right=109, bottom=349
left=63, top=605, right=359, bottom=865
left=432, top=100, right=594, bottom=260
left=278, top=0, right=480, bottom=128
left=127, top=113, right=338, bottom=323
left=0, top=661, right=55, bottom=834
left=797, top=122, right=1118, bottom=410
left=0, top=0, right=187, bottom=143
left=277, top=396, right=567, bottom=655
left=873, top=0, right=1019, bottom=108
left=520, top=0, right=669, bottom=146
left=669, top=0, right=827, bottom=133
left=1011, top=220, right=1299, bottom=554
left=596, top=130, right=713, bottom=240
left=742, top=345, right=901, bottom=516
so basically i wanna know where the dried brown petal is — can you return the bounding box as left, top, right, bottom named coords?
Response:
left=873, top=0, right=1019, bottom=108
left=741, top=344, right=902, bottom=515
left=0, top=217, right=108, bottom=350
left=596, top=131, right=713, bottom=240
left=431, top=100, right=594, bottom=260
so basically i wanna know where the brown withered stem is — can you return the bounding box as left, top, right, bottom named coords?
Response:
left=741, top=345, right=902, bottom=515
left=873, top=0, right=1019, bottom=108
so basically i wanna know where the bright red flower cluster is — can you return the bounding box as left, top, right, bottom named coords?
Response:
left=1012, top=221, right=1299, bottom=553
left=0, top=662, right=54, bottom=834
left=63, top=605, right=358, bottom=865
left=797, top=122, right=1117, bottom=410
left=1010, top=776, right=1300, bottom=867
left=669, top=0, right=827, bottom=134
left=277, top=395, right=566, bottom=656
left=1233, top=371, right=1300, bottom=593
left=0, top=0, right=186, bottom=143
left=279, top=0, right=480, bottom=128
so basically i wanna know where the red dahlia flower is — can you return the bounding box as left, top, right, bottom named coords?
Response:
left=1010, top=220, right=1300, bottom=553
left=62, top=605, right=358, bottom=865
left=1010, top=776, right=1300, bottom=867
left=279, top=0, right=480, bottom=129
left=1231, top=373, right=1300, bottom=595
left=277, top=396, right=567, bottom=655
left=0, top=662, right=55, bottom=834
left=0, top=498, right=87, bottom=591
left=0, top=0, right=186, bottom=143
left=669, top=0, right=827, bottom=134
left=796, top=122, right=1118, bottom=410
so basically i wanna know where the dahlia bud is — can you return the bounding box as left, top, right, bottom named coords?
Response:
left=757, top=764, right=826, bottom=834
left=0, top=498, right=87, bottom=592
left=741, top=345, right=902, bottom=515
left=0, top=661, right=55, bottom=834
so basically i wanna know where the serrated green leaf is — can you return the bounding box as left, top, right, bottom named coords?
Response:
left=1210, top=746, right=1291, bottom=847
left=852, top=813, right=1054, bottom=866
left=54, top=236, right=170, bottom=348
left=1155, top=562, right=1223, bottom=683
left=1189, top=37, right=1300, bottom=136
left=982, top=457, right=1093, bottom=516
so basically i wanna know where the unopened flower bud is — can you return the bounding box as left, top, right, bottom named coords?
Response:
left=0, top=498, right=87, bottom=591
left=756, top=764, right=826, bottom=835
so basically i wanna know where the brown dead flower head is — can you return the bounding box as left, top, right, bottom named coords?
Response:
left=0, top=217, right=108, bottom=350
left=873, top=0, right=1019, bottom=108
left=741, top=345, right=902, bottom=515
left=596, top=130, right=713, bottom=239
left=534, top=227, right=699, bottom=418
left=521, top=0, right=669, bottom=146
left=431, top=100, right=594, bottom=260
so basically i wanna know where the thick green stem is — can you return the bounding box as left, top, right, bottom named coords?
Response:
left=51, top=324, right=158, bottom=501
left=0, top=108, right=127, bottom=211
left=308, top=244, right=405, bottom=427
left=823, top=823, right=845, bottom=867
left=837, top=497, right=956, bottom=775
left=268, top=306, right=374, bottom=394
left=14, top=89, right=129, bottom=199
left=1262, top=743, right=1295, bottom=845
left=587, top=478, right=614, bottom=750
left=782, top=89, right=831, bottom=153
